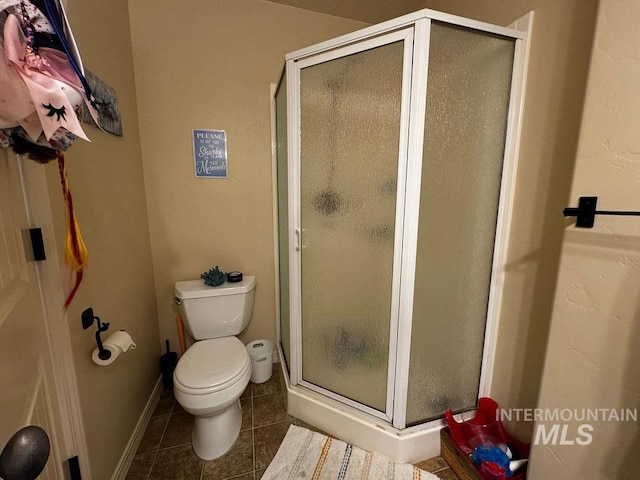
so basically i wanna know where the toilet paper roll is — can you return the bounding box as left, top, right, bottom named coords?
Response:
left=92, top=330, right=137, bottom=366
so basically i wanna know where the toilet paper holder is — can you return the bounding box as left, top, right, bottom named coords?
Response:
left=81, top=307, right=111, bottom=361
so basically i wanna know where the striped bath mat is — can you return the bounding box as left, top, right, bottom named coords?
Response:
left=261, top=425, right=441, bottom=480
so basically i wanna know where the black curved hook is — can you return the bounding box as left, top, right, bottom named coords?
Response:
left=81, top=307, right=111, bottom=360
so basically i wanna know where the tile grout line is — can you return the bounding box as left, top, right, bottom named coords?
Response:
left=142, top=449, right=159, bottom=480
left=145, top=402, right=173, bottom=479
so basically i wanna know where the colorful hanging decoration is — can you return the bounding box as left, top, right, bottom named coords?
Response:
left=57, top=151, right=88, bottom=309
left=0, top=0, right=101, bottom=161
left=81, top=69, right=123, bottom=137
left=0, top=1, right=117, bottom=308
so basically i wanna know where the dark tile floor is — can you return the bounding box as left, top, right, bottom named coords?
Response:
left=125, top=366, right=460, bottom=479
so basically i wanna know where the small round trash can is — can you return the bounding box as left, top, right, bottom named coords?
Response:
left=247, top=340, right=273, bottom=383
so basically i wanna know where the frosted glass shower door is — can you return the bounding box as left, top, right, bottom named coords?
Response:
left=292, top=30, right=413, bottom=417
left=405, top=22, right=516, bottom=425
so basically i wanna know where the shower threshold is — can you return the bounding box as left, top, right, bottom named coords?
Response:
left=278, top=351, right=444, bottom=463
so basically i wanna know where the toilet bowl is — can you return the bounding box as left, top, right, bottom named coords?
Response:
left=173, top=336, right=251, bottom=460
left=172, top=275, right=256, bottom=460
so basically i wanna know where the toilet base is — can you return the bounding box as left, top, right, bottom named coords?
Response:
left=191, top=398, right=242, bottom=460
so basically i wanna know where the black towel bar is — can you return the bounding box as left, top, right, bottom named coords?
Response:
left=563, top=196, right=640, bottom=228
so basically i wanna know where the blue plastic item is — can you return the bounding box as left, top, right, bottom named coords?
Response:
left=472, top=445, right=512, bottom=477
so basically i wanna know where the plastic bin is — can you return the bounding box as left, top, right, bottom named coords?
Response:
left=246, top=340, right=273, bottom=383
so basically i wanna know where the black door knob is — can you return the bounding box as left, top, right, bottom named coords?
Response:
left=0, top=426, right=50, bottom=480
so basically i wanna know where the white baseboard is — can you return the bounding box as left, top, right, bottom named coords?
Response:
left=272, top=349, right=278, bottom=364
left=111, top=375, right=163, bottom=480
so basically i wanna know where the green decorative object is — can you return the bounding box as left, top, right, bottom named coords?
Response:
left=201, top=266, right=227, bottom=287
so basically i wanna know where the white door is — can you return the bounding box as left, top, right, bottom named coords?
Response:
left=529, top=1, right=640, bottom=478
left=0, top=149, right=83, bottom=479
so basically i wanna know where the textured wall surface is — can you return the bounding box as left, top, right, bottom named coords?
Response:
left=44, top=1, right=160, bottom=478
left=530, top=0, right=640, bottom=478
left=266, top=0, right=425, bottom=23
left=128, top=0, right=368, bottom=357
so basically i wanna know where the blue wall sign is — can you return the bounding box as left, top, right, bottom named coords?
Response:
left=192, top=129, right=228, bottom=178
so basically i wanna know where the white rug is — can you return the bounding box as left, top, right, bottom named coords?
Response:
left=261, top=425, right=442, bottom=480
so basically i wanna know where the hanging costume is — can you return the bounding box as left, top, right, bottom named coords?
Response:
left=0, top=0, right=98, bottom=308
left=0, top=0, right=100, bottom=160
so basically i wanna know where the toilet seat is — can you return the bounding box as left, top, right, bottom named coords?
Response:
left=174, top=337, right=250, bottom=396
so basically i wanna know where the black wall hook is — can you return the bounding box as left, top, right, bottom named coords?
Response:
left=81, top=308, right=111, bottom=361
left=563, top=196, right=640, bottom=228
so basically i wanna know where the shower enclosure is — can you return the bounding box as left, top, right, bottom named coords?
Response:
left=273, top=9, right=531, bottom=461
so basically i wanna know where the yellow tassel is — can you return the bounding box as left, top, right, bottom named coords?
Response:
left=58, top=153, right=88, bottom=309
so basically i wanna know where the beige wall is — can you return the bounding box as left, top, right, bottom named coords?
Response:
left=531, top=0, right=640, bottom=477
left=128, top=0, right=368, bottom=355
left=422, top=0, right=599, bottom=440
left=23, top=0, right=603, bottom=475
left=44, top=1, right=160, bottom=478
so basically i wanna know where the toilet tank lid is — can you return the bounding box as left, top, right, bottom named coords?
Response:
left=174, top=276, right=255, bottom=299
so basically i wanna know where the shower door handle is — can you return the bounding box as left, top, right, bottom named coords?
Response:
left=295, top=229, right=307, bottom=250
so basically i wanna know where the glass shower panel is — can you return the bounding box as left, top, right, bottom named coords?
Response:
left=275, top=73, right=291, bottom=369
left=299, top=42, right=404, bottom=412
left=405, top=22, right=515, bottom=424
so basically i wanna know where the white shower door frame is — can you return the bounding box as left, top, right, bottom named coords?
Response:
left=281, top=8, right=530, bottom=431
left=287, top=26, right=416, bottom=423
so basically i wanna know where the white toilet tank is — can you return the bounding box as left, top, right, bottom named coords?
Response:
left=174, top=276, right=256, bottom=340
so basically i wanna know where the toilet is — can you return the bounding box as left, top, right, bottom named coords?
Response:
left=172, top=276, right=256, bottom=460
